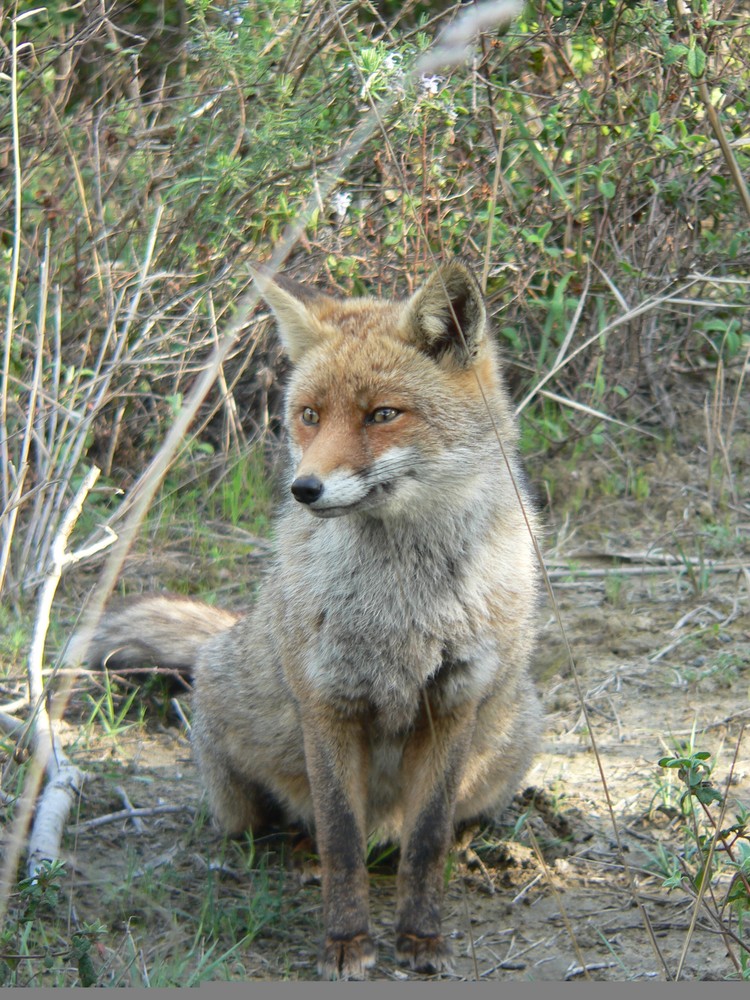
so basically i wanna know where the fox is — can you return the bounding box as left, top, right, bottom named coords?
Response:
left=74, top=260, right=542, bottom=980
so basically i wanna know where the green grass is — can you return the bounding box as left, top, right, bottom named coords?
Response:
left=84, top=672, right=145, bottom=740
left=0, top=799, right=290, bottom=987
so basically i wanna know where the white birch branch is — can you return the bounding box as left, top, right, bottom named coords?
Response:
left=24, top=467, right=113, bottom=877
left=0, top=710, right=25, bottom=738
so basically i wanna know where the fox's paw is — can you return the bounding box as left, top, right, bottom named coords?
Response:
left=395, top=932, right=453, bottom=974
left=290, top=833, right=322, bottom=885
left=318, top=933, right=377, bottom=981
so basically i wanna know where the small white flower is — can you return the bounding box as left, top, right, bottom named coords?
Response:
left=383, top=52, right=402, bottom=71
left=331, top=191, right=352, bottom=219
left=420, top=74, right=444, bottom=95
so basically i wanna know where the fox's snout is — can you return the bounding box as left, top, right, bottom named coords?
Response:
left=289, top=463, right=399, bottom=517
left=289, top=469, right=372, bottom=516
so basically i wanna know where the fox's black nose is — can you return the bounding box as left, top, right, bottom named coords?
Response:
left=291, top=475, right=324, bottom=505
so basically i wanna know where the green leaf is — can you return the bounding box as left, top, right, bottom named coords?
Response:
left=664, top=43, right=688, bottom=66
left=693, top=863, right=708, bottom=892
left=687, top=45, right=707, bottom=78
left=511, top=112, right=575, bottom=212
left=694, top=784, right=723, bottom=806
left=659, top=756, right=686, bottom=768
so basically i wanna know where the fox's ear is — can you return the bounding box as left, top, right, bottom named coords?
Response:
left=401, top=262, right=487, bottom=365
left=251, top=266, right=327, bottom=362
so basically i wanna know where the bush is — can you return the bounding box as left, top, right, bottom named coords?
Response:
left=1, top=0, right=748, bottom=594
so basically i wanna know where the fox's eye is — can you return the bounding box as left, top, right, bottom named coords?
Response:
left=369, top=407, right=400, bottom=424
left=301, top=407, right=320, bottom=425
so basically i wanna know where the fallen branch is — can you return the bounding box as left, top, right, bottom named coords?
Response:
left=0, top=467, right=115, bottom=894
left=114, top=785, right=145, bottom=833
left=68, top=803, right=190, bottom=833
left=0, top=696, right=28, bottom=716
left=170, top=697, right=191, bottom=733
left=565, top=962, right=619, bottom=980
left=0, top=710, right=25, bottom=739
left=546, top=559, right=747, bottom=580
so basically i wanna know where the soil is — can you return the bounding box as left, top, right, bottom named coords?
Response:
left=8, top=436, right=750, bottom=984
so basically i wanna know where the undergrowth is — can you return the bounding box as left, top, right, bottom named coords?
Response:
left=656, top=742, right=750, bottom=979
left=2, top=0, right=748, bottom=600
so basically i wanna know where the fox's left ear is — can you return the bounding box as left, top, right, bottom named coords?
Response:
left=251, top=266, right=327, bottom=362
left=401, top=262, right=487, bottom=365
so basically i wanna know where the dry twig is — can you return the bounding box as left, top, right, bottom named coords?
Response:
left=69, top=803, right=190, bottom=833
left=26, top=467, right=115, bottom=877
left=0, top=466, right=115, bottom=913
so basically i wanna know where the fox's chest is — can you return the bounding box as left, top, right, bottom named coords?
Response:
left=279, top=518, right=497, bottom=724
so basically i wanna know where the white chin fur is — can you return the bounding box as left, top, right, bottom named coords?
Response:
left=305, top=486, right=387, bottom=517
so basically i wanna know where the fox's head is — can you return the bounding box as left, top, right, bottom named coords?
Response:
left=253, top=261, right=516, bottom=519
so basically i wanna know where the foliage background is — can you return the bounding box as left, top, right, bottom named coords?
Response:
left=2, top=0, right=748, bottom=597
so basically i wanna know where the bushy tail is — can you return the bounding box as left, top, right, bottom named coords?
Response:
left=66, top=594, right=240, bottom=676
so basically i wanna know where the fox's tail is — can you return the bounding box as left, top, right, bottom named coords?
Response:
left=66, top=594, right=240, bottom=676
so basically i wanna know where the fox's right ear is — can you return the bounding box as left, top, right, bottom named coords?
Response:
left=401, top=261, right=488, bottom=367
left=251, top=266, right=326, bottom=362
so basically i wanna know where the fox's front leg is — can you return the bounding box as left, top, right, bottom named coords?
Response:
left=300, top=704, right=375, bottom=981
left=395, top=700, right=476, bottom=973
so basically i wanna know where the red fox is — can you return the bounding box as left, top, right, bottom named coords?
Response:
left=76, top=261, right=542, bottom=979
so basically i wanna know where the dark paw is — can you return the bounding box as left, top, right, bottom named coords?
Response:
left=318, top=933, right=377, bottom=981
left=395, top=932, right=453, bottom=974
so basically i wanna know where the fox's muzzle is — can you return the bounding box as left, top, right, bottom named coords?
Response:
left=290, top=462, right=403, bottom=517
